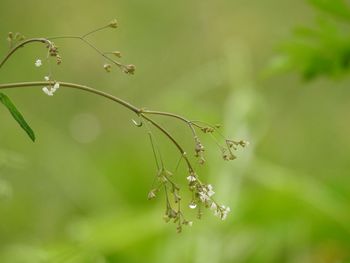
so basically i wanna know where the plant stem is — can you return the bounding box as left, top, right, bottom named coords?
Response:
left=0, top=81, right=194, bottom=172
left=47, top=36, right=124, bottom=68
left=0, top=81, right=141, bottom=114
left=0, top=36, right=195, bottom=173
left=0, top=38, right=52, bottom=68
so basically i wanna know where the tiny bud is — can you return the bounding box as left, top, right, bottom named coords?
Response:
left=198, top=157, right=205, bottom=165
left=56, top=54, right=62, bottom=65
left=108, top=19, right=118, bottom=28
left=123, top=64, right=136, bottom=74
left=174, top=193, right=181, bottom=203
left=49, top=44, right=58, bottom=56
left=177, top=225, right=182, bottom=233
left=8, top=32, right=13, bottom=39
left=183, top=221, right=193, bottom=227
left=147, top=190, right=156, bottom=200
left=163, top=214, right=170, bottom=223
left=14, top=32, right=20, bottom=40
left=239, top=140, right=249, bottom=147
left=112, top=51, right=121, bottom=58
left=168, top=209, right=177, bottom=218
left=104, top=63, right=112, bottom=72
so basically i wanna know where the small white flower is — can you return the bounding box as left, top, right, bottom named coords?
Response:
left=44, top=76, right=50, bottom=81
left=42, top=87, right=53, bottom=96
left=220, top=206, right=231, bottom=220
left=35, top=59, right=42, bottom=67
left=188, top=221, right=193, bottom=227
left=52, top=82, right=60, bottom=91
left=214, top=209, right=219, bottom=217
left=199, top=191, right=209, bottom=202
left=207, top=184, right=215, bottom=197
left=210, top=202, right=217, bottom=211
left=189, top=202, right=197, bottom=209
left=186, top=175, right=196, bottom=182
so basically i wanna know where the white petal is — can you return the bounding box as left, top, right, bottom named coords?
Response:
left=35, top=59, right=42, bottom=67
left=208, top=190, right=215, bottom=197
left=210, top=202, right=217, bottom=210
left=52, top=82, right=60, bottom=91
left=189, top=202, right=197, bottom=209
left=42, top=87, right=53, bottom=96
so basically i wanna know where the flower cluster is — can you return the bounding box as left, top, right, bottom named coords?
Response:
left=42, top=81, right=60, bottom=97
left=144, top=116, right=247, bottom=231
left=186, top=171, right=230, bottom=220
left=35, top=59, right=60, bottom=96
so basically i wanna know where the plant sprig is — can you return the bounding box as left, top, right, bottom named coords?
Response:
left=0, top=19, right=248, bottom=232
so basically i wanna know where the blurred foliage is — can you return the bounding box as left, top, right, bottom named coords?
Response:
left=269, top=0, right=350, bottom=80
left=1, top=0, right=350, bottom=263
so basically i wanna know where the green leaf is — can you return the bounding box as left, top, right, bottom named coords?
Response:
left=0, top=92, right=35, bottom=142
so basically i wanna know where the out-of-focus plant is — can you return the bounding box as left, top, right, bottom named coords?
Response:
left=0, top=19, right=248, bottom=232
left=269, top=0, right=350, bottom=80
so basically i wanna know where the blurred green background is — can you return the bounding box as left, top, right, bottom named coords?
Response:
left=1, top=0, right=350, bottom=262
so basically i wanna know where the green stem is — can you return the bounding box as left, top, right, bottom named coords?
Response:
left=0, top=81, right=194, bottom=172
left=47, top=36, right=124, bottom=68
left=0, top=81, right=141, bottom=114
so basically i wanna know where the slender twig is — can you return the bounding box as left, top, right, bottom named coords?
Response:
left=0, top=27, right=235, bottom=226
left=47, top=36, right=125, bottom=69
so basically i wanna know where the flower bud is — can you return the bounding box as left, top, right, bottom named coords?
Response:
left=108, top=19, right=118, bottom=28
left=147, top=190, right=156, bottom=200
left=112, top=51, right=121, bottom=58
left=104, top=63, right=112, bottom=72
left=123, top=64, right=136, bottom=74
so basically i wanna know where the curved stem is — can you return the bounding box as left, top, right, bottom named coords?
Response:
left=0, top=81, right=140, bottom=114
left=0, top=81, right=194, bottom=172
left=82, top=25, right=110, bottom=38
left=141, top=113, right=194, bottom=171
left=0, top=38, right=52, bottom=68
left=142, top=110, right=198, bottom=138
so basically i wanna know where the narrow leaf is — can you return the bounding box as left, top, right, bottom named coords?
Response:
left=0, top=92, right=35, bottom=142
